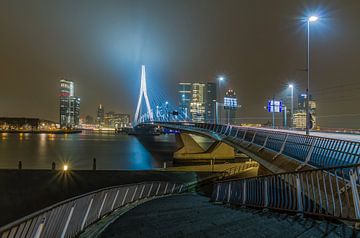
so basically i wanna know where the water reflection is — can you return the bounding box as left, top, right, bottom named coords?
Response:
left=0, top=132, right=175, bottom=170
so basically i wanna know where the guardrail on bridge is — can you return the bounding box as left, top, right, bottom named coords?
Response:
left=0, top=181, right=183, bottom=238
left=212, top=164, right=360, bottom=223
left=155, top=122, right=360, bottom=168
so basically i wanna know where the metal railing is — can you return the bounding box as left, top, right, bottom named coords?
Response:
left=212, top=164, right=360, bottom=222
left=154, top=122, right=360, bottom=169
left=0, top=181, right=183, bottom=238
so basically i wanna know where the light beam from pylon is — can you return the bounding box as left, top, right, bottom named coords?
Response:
left=134, top=65, right=153, bottom=123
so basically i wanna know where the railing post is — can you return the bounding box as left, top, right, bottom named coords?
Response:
left=264, top=179, right=269, bottom=208
left=147, top=183, right=153, bottom=197
left=296, top=175, right=303, bottom=213
left=258, top=135, right=269, bottom=152
left=121, top=188, right=129, bottom=206
left=60, top=204, right=75, bottom=238
left=34, top=217, right=46, bottom=238
left=349, top=170, right=360, bottom=219
left=98, top=193, right=108, bottom=218
left=215, top=183, right=220, bottom=201
left=247, top=132, right=256, bottom=147
left=242, top=180, right=247, bottom=205
left=227, top=182, right=232, bottom=203
left=111, top=190, right=119, bottom=211
left=296, top=141, right=315, bottom=171
left=273, top=134, right=288, bottom=160
left=81, top=198, right=93, bottom=230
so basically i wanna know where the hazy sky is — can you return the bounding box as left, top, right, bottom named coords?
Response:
left=0, top=0, right=359, bottom=128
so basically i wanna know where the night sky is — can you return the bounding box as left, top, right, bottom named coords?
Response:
left=0, top=0, right=359, bottom=128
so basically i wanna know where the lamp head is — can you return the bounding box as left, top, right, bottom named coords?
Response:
left=308, top=16, right=318, bottom=22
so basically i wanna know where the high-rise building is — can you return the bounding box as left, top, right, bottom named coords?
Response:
left=293, top=94, right=317, bottom=129
left=205, top=82, right=217, bottom=123
left=59, top=79, right=80, bottom=128
left=178, top=82, right=192, bottom=120
left=97, top=104, right=105, bottom=125
left=224, top=89, right=237, bottom=124
left=190, top=83, right=206, bottom=122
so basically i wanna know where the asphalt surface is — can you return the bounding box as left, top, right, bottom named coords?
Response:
left=100, top=194, right=355, bottom=238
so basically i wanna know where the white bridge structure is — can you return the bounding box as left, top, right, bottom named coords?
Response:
left=134, top=65, right=153, bottom=124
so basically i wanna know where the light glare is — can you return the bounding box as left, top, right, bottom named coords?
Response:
left=308, top=16, right=318, bottom=22
left=63, top=164, right=68, bottom=171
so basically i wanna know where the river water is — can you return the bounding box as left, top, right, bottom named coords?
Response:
left=0, top=132, right=179, bottom=170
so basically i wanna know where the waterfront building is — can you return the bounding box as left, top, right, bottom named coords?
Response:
left=97, top=104, right=105, bottom=125
left=190, top=83, right=206, bottom=122
left=104, top=112, right=131, bottom=128
left=59, top=79, right=80, bottom=128
left=205, top=82, right=217, bottom=123
left=178, top=82, right=192, bottom=120
left=293, top=94, right=317, bottom=129
left=224, top=89, right=237, bottom=124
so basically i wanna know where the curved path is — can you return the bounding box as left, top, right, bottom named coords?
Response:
left=100, top=194, right=354, bottom=238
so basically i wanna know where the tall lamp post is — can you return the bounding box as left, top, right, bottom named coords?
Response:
left=288, top=84, right=294, bottom=127
left=306, top=15, right=318, bottom=135
left=216, top=76, right=225, bottom=124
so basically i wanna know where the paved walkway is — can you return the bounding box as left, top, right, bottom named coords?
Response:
left=100, top=194, right=355, bottom=238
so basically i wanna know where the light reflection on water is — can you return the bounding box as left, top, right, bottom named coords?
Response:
left=0, top=132, right=174, bottom=170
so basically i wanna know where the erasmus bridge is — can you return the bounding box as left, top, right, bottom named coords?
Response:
left=1, top=66, right=360, bottom=237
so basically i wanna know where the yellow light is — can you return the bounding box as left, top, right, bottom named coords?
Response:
left=63, top=164, right=68, bottom=171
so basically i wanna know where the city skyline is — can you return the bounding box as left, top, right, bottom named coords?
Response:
left=0, top=1, right=360, bottom=128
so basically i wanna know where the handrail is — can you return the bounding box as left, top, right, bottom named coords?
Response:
left=212, top=164, right=360, bottom=222
left=151, top=122, right=360, bottom=168
left=0, top=181, right=184, bottom=238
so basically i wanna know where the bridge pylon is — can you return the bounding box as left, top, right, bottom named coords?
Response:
left=134, top=65, right=153, bottom=124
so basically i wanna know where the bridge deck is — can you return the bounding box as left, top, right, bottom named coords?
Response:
left=99, top=194, right=354, bottom=238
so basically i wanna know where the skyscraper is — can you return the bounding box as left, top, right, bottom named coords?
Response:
left=205, top=82, right=217, bottom=123
left=178, top=82, right=192, bottom=120
left=224, top=89, right=237, bottom=124
left=190, top=83, right=206, bottom=122
left=97, top=104, right=105, bottom=125
left=293, top=94, right=317, bottom=129
left=59, top=79, right=80, bottom=128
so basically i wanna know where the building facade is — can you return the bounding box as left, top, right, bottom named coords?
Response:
left=293, top=94, right=317, bottom=129
left=178, top=82, right=192, bottom=120
left=97, top=104, right=105, bottom=125
left=104, top=112, right=131, bottom=128
left=205, top=82, right=217, bottom=123
left=224, top=89, right=237, bottom=124
left=190, top=83, right=206, bottom=122
left=59, top=79, right=80, bottom=128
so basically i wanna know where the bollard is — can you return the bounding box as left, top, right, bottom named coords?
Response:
left=163, top=161, right=167, bottom=169
left=18, top=161, right=22, bottom=170
left=52, top=162, right=56, bottom=170
left=93, top=158, right=97, bottom=170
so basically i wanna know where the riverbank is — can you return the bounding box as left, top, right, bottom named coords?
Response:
left=0, top=129, right=82, bottom=134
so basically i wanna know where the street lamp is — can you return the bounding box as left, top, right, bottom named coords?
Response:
left=305, top=15, right=318, bottom=135
left=288, top=84, right=294, bottom=127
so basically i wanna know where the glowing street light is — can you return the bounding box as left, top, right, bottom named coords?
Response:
left=305, top=15, right=319, bottom=135
left=308, top=16, right=318, bottom=22
left=63, top=164, right=69, bottom=171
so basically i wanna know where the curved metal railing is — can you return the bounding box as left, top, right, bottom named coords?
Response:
left=0, top=181, right=183, bottom=238
left=153, top=122, right=360, bottom=169
left=212, top=164, right=360, bottom=222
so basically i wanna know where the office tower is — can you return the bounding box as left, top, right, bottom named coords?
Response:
left=205, top=82, right=217, bottom=123
left=59, top=79, right=80, bottom=128
left=224, top=89, right=237, bottom=124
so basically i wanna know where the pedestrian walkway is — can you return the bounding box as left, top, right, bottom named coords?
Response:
left=99, top=194, right=355, bottom=238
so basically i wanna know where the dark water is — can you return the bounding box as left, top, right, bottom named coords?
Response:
left=0, top=132, right=178, bottom=170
